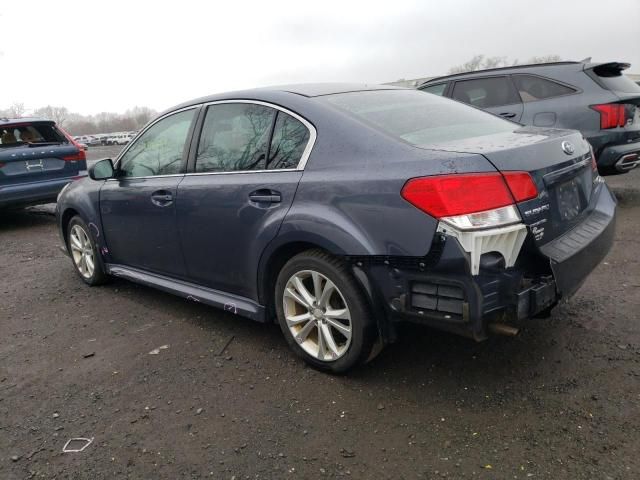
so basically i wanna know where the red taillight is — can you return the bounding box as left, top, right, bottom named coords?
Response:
left=502, top=172, right=538, bottom=202
left=591, top=103, right=627, bottom=129
left=401, top=172, right=537, bottom=219
left=62, top=151, right=86, bottom=162
left=58, top=126, right=87, bottom=161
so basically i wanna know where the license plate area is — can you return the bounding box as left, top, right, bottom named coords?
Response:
left=555, top=176, right=584, bottom=222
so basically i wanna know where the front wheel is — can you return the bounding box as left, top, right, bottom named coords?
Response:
left=67, top=216, right=107, bottom=286
left=275, top=250, right=379, bottom=373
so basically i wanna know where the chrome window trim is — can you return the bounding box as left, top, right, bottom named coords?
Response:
left=110, top=100, right=317, bottom=180
left=194, top=99, right=317, bottom=174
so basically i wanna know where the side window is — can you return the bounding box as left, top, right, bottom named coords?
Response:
left=266, top=112, right=310, bottom=170
left=196, top=103, right=275, bottom=173
left=452, top=77, right=520, bottom=108
left=119, top=109, right=195, bottom=178
left=420, top=83, right=447, bottom=96
left=512, top=74, right=576, bottom=102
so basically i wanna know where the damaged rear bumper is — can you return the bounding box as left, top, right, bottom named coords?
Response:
left=352, top=183, right=616, bottom=342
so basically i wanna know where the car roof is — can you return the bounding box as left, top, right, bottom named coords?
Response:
left=165, top=83, right=404, bottom=115
left=419, top=61, right=584, bottom=86
left=0, top=117, right=54, bottom=125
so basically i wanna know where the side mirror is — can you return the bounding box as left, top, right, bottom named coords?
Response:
left=89, top=158, right=115, bottom=180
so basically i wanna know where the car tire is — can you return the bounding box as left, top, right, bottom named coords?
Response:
left=275, top=249, right=379, bottom=374
left=67, top=215, right=107, bottom=286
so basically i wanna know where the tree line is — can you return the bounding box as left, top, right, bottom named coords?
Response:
left=0, top=103, right=157, bottom=136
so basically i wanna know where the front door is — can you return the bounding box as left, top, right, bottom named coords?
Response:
left=100, top=108, right=197, bottom=278
left=177, top=102, right=314, bottom=300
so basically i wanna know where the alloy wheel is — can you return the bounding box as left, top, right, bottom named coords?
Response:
left=283, top=269, right=352, bottom=361
left=69, top=224, right=95, bottom=279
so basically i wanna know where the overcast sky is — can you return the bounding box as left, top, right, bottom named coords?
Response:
left=1, top=0, right=638, bottom=115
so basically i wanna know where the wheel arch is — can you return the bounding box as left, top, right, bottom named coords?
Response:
left=60, top=206, right=80, bottom=250
left=257, top=235, right=393, bottom=344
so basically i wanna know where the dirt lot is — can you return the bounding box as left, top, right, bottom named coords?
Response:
left=1, top=178, right=639, bottom=479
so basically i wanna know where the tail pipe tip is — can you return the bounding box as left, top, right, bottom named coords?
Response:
left=488, top=323, right=520, bottom=337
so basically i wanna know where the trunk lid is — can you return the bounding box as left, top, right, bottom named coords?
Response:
left=421, top=126, right=596, bottom=245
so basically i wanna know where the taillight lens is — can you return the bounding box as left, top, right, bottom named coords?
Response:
left=401, top=173, right=513, bottom=218
left=502, top=172, right=538, bottom=203
left=58, top=126, right=87, bottom=161
left=62, top=151, right=86, bottom=162
left=402, top=172, right=538, bottom=231
left=401, top=172, right=537, bottom=218
left=590, top=103, right=629, bottom=129
left=442, top=204, right=521, bottom=230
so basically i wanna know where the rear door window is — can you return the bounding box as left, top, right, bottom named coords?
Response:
left=420, top=83, right=447, bottom=96
left=512, top=74, right=576, bottom=102
left=266, top=112, right=310, bottom=170
left=196, top=103, right=276, bottom=173
left=452, top=77, right=520, bottom=108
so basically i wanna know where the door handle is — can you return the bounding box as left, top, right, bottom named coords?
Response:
left=151, top=190, right=173, bottom=207
left=499, top=112, right=517, bottom=118
left=249, top=189, right=281, bottom=203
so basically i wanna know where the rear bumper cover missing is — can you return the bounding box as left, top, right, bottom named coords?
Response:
left=354, top=183, right=616, bottom=341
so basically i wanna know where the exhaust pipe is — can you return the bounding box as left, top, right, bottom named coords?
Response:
left=488, top=323, right=519, bottom=336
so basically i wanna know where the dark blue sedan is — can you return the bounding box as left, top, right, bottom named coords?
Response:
left=1, top=117, right=87, bottom=209
left=56, top=84, right=616, bottom=373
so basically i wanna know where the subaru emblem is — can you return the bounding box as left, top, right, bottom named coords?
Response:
left=561, top=141, right=575, bottom=155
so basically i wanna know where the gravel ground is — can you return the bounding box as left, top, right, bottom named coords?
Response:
left=1, top=174, right=639, bottom=479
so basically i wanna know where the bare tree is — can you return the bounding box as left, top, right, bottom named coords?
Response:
left=1, top=102, right=158, bottom=135
left=528, top=54, right=562, bottom=64
left=8, top=102, right=25, bottom=118
left=33, top=105, right=69, bottom=127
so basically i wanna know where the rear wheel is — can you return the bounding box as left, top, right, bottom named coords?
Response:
left=67, top=216, right=107, bottom=286
left=275, top=250, right=378, bottom=373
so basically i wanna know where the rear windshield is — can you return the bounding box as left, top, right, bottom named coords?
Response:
left=591, top=66, right=640, bottom=94
left=320, top=89, right=515, bottom=146
left=595, top=75, right=640, bottom=94
left=0, top=122, right=67, bottom=148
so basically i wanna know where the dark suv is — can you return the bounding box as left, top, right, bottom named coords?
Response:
left=419, top=61, right=640, bottom=174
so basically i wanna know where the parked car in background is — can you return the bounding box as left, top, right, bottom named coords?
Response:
left=106, top=133, right=132, bottom=145
left=56, top=84, right=616, bottom=373
left=1, top=117, right=87, bottom=209
left=419, top=60, right=640, bottom=174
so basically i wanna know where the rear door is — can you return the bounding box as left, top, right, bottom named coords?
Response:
left=0, top=122, right=84, bottom=187
left=451, top=76, right=524, bottom=122
left=176, top=101, right=314, bottom=301
left=511, top=74, right=579, bottom=128
left=99, top=108, right=198, bottom=278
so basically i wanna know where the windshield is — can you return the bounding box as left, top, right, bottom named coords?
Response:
left=320, top=89, right=515, bottom=147
left=0, top=122, right=67, bottom=148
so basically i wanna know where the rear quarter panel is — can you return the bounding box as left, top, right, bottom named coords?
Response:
left=275, top=104, right=498, bottom=257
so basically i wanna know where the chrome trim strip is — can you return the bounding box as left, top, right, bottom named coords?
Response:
left=113, top=100, right=317, bottom=180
